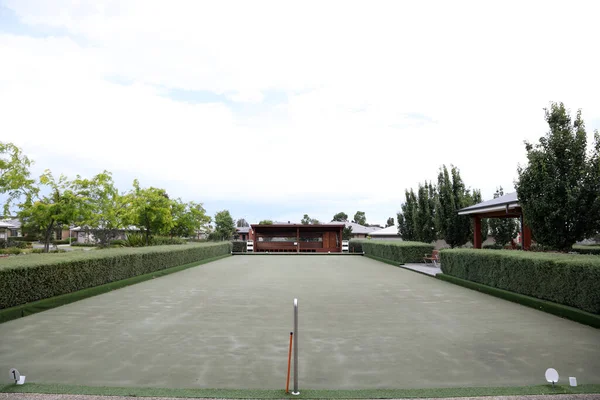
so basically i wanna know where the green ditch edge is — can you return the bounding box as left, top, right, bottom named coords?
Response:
left=1, top=383, right=599, bottom=398
left=436, top=274, right=600, bottom=329
left=0, top=254, right=231, bottom=324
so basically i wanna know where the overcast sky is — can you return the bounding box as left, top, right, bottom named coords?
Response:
left=1, top=0, right=599, bottom=226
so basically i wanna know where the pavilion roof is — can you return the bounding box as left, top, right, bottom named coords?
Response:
left=458, top=192, right=520, bottom=216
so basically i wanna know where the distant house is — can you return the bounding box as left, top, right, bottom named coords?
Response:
left=0, top=219, right=21, bottom=239
left=72, top=226, right=139, bottom=244
left=235, top=226, right=255, bottom=241
left=327, top=221, right=381, bottom=239
left=369, top=224, right=402, bottom=240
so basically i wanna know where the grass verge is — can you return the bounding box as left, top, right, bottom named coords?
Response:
left=437, top=273, right=600, bottom=329
left=0, top=254, right=230, bottom=324
left=0, top=383, right=599, bottom=398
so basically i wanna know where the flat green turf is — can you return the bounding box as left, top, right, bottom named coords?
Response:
left=0, top=255, right=599, bottom=390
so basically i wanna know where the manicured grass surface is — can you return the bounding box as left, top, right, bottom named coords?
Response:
left=0, top=255, right=598, bottom=389
left=0, top=254, right=231, bottom=324
left=1, top=383, right=599, bottom=398
left=436, top=273, right=600, bottom=328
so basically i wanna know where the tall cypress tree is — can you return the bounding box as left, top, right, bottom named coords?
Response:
left=415, top=182, right=437, bottom=243
left=436, top=165, right=472, bottom=248
left=397, top=189, right=418, bottom=241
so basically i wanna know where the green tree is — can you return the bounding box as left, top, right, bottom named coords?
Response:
left=469, top=188, right=489, bottom=244
left=397, top=189, right=417, bottom=240
left=342, top=226, right=353, bottom=240
left=332, top=212, right=348, bottom=222
left=435, top=165, right=472, bottom=248
left=488, top=187, right=519, bottom=247
left=415, top=182, right=437, bottom=243
left=76, top=171, right=130, bottom=247
left=19, top=170, right=87, bottom=252
left=352, top=211, right=367, bottom=226
left=385, top=217, right=394, bottom=227
left=516, top=103, right=600, bottom=251
left=0, top=141, right=36, bottom=215
left=127, top=180, right=173, bottom=245
left=236, top=218, right=249, bottom=227
left=214, top=210, right=236, bottom=240
left=301, top=214, right=320, bottom=224
left=258, top=220, right=273, bottom=225
left=170, top=200, right=211, bottom=238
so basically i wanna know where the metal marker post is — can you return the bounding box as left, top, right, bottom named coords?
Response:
left=292, top=298, right=299, bottom=395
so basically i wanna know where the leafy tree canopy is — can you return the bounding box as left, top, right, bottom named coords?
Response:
left=516, top=102, right=600, bottom=251
left=0, top=141, right=36, bottom=215
left=214, top=210, right=236, bottom=240
left=332, top=212, right=348, bottom=222
left=352, top=211, right=366, bottom=226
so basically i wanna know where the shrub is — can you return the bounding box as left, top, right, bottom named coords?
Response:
left=109, top=239, right=128, bottom=247
left=231, top=240, right=247, bottom=252
left=125, top=232, right=146, bottom=247
left=348, top=239, right=364, bottom=253
left=71, top=242, right=97, bottom=247
left=51, top=239, right=71, bottom=245
left=572, top=245, right=600, bottom=255
left=440, top=249, right=600, bottom=314
left=8, top=236, right=27, bottom=241
left=0, top=242, right=232, bottom=309
left=0, top=248, right=22, bottom=255
left=2, top=238, right=29, bottom=249
left=151, top=236, right=186, bottom=246
left=356, top=240, right=435, bottom=263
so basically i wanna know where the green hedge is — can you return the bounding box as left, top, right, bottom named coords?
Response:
left=573, top=245, right=600, bottom=255
left=354, top=240, right=434, bottom=264
left=231, top=240, right=247, bottom=252
left=348, top=240, right=364, bottom=253
left=151, top=236, right=186, bottom=245
left=440, top=249, right=600, bottom=314
left=0, top=242, right=232, bottom=310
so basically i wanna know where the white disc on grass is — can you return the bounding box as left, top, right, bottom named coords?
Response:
left=545, top=368, right=559, bottom=383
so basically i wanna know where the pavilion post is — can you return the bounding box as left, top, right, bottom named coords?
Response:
left=296, top=227, right=300, bottom=253
left=473, top=216, right=482, bottom=249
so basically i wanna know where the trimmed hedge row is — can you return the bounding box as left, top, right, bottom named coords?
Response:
left=353, top=240, right=435, bottom=264
left=573, top=245, right=600, bottom=255
left=0, top=242, right=232, bottom=310
left=440, top=249, right=600, bottom=314
left=348, top=239, right=364, bottom=253
left=231, top=241, right=247, bottom=252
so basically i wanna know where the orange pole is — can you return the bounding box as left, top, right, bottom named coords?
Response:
left=286, top=332, right=293, bottom=393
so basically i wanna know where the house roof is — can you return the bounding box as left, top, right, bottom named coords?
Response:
left=72, top=225, right=140, bottom=232
left=325, top=221, right=381, bottom=234
left=458, top=192, right=520, bottom=216
left=369, top=225, right=400, bottom=236
left=251, top=223, right=345, bottom=229
left=0, top=219, right=20, bottom=229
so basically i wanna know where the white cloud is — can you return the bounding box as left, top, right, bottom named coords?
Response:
left=1, top=0, right=600, bottom=224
